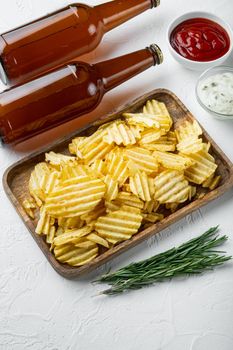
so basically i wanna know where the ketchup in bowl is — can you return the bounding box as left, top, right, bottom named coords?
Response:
left=170, top=18, right=230, bottom=62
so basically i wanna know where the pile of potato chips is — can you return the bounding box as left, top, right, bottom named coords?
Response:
left=23, top=99, right=221, bottom=267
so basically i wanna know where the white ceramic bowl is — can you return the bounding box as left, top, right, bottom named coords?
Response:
left=196, top=65, right=233, bottom=120
left=167, top=12, right=233, bottom=71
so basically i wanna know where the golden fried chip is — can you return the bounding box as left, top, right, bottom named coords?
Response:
left=129, top=171, right=153, bottom=201
left=184, top=150, right=217, bottom=184
left=143, top=200, right=160, bottom=214
left=104, top=174, right=119, bottom=201
left=115, top=192, right=144, bottom=209
left=29, top=162, right=53, bottom=203
left=54, top=244, right=98, bottom=266
left=68, top=137, right=85, bottom=157
left=45, top=151, right=76, bottom=167
left=46, top=226, right=56, bottom=244
left=105, top=200, right=121, bottom=213
left=143, top=100, right=172, bottom=131
left=106, top=152, right=129, bottom=186
left=87, top=233, right=109, bottom=248
left=103, top=120, right=139, bottom=146
left=84, top=141, right=113, bottom=165
left=175, top=120, right=202, bottom=142
left=45, top=176, right=105, bottom=217
left=202, top=174, right=221, bottom=190
left=139, top=129, right=162, bottom=145
left=74, top=239, right=97, bottom=250
left=35, top=206, right=55, bottom=235
left=176, top=136, right=203, bottom=154
left=165, top=203, right=179, bottom=213
left=189, top=186, right=197, bottom=200
left=81, top=204, right=106, bottom=224
left=90, top=159, right=106, bottom=178
left=142, top=132, right=177, bottom=152
left=154, top=170, right=191, bottom=203
left=57, top=216, right=84, bottom=230
left=123, top=113, right=161, bottom=129
left=142, top=213, right=164, bottom=223
left=60, top=163, right=88, bottom=180
left=95, top=205, right=143, bottom=244
left=22, top=198, right=36, bottom=219
left=53, top=226, right=93, bottom=246
left=153, top=151, right=194, bottom=170
left=79, top=129, right=107, bottom=153
left=124, top=147, right=158, bottom=174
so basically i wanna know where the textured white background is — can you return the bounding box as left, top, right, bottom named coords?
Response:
left=1, top=0, right=233, bottom=349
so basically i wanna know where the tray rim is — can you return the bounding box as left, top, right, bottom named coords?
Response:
left=3, top=88, right=233, bottom=279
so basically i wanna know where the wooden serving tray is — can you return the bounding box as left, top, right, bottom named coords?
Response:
left=3, top=89, right=233, bottom=279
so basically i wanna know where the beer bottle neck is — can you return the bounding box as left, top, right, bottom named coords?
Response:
left=95, top=0, right=160, bottom=33
left=94, top=44, right=163, bottom=93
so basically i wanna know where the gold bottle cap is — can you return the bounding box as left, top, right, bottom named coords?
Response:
left=147, top=44, right=164, bottom=65
left=151, top=0, right=160, bottom=8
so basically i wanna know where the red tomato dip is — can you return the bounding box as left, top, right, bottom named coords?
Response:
left=170, top=18, right=230, bottom=61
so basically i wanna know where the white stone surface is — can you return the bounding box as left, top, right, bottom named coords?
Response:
left=0, top=0, right=233, bottom=349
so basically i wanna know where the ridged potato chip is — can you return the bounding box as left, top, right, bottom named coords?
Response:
left=58, top=216, right=84, bottom=230
left=95, top=205, right=143, bottom=244
left=104, top=174, right=119, bottom=201
left=153, top=151, right=194, bottom=170
left=84, top=141, right=113, bottom=165
left=106, top=152, right=129, bottom=186
left=143, top=100, right=172, bottom=131
left=123, top=113, right=161, bottom=129
left=124, top=147, right=158, bottom=174
left=90, top=159, right=106, bottom=178
left=60, top=163, right=89, bottom=180
left=74, top=239, right=97, bottom=250
left=54, top=244, right=98, bottom=266
left=35, top=206, right=55, bottom=235
left=29, top=162, right=54, bottom=204
left=115, top=192, right=144, bottom=209
left=154, top=170, right=191, bottom=203
left=103, top=120, right=140, bottom=146
left=129, top=171, right=154, bottom=201
left=53, top=226, right=92, bottom=246
left=176, top=136, right=203, bottom=154
left=87, top=233, right=109, bottom=248
left=79, top=129, right=107, bottom=154
left=46, top=226, right=56, bottom=244
left=142, top=132, right=176, bottom=152
left=143, top=200, right=160, bottom=214
left=68, top=137, right=85, bottom=157
left=202, top=174, right=221, bottom=190
left=139, top=129, right=162, bottom=144
left=45, top=151, right=76, bottom=166
left=189, top=186, right=197, bottom=200
left=142, top=213, right=164, bottom=223
left=81, top=204, right=106, bottom=224
left=165, top=203, right=179, bottom=213
left=184, top=150, right=217, bottom=184
left=175, top=120, right=202, bottom=142
left=45, top=176, right=105, bottom=217
left=105, top=200, right=121, bottom=213
left=22, top=198, right=36, bottom=219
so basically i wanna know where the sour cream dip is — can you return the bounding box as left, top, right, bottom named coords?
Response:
left=197, top=72, right=233, bottom=116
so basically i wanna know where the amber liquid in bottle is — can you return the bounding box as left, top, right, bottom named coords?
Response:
left=0, top=44, right=163, bottom=144
left=0, top=0, right=160, bottom=85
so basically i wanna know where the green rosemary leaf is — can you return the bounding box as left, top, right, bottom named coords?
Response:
left=95, top=226, right=232, bottom=295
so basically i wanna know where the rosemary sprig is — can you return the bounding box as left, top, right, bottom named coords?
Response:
left=95, top=227, right=232, bottom=295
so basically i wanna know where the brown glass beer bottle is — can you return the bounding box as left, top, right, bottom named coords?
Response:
left=0, top=0, right=160, bottom=85
left=0, top=44, right=163, bottom=144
